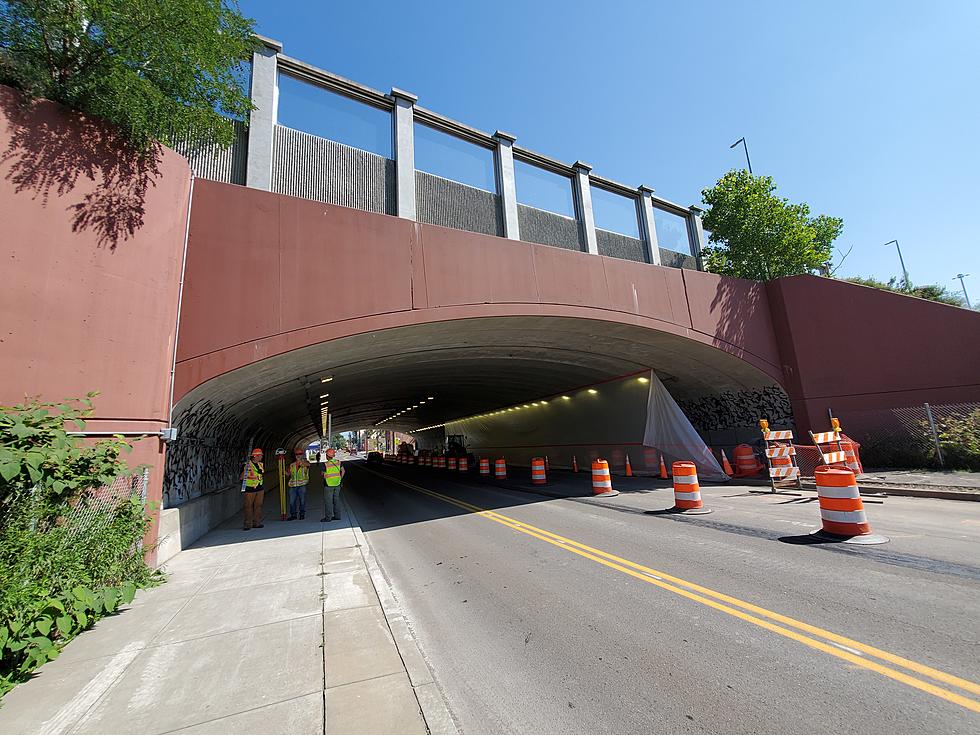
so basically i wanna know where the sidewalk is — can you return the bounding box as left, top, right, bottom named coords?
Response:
left=0, top=490, right=457, bottom=735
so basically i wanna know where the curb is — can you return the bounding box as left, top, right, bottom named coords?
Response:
left=799, top=480, right=980, bottom=502
left=342, top=496, right=460, bottom=735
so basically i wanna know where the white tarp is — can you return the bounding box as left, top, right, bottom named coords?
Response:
left=642, top=371, right=728, bottom=481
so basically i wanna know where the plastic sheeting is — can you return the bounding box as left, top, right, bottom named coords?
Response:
left=642, top=371, right=728, bottom=481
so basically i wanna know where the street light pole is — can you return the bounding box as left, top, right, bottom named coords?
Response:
left=883, top=239, right=910, bottom=290
left=730, top=137, right=753, bottom=174
left=954, top=273, right=972, bottom=308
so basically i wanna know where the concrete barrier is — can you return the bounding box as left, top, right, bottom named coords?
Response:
left=156, top=485, right=242, bottom=565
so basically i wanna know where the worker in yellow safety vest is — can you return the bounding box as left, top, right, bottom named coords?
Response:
left=320, top=448, right=345, bottom=523
left=287, top=448, right=309, bottom=521
left=241, top=448, right=265, bottom=531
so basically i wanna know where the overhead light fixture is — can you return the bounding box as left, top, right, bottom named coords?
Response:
left=587, top=389, right=598, bottom=395
left=523, top=404, right=530, bottom=408
left=320, top=393, right=329, bottom=398
left=321, top=376, right=333, bottom=383
left=561, top=395, right=571, bottom=400
left=427, top=397, right=434, bottom=400
left=637, top=377, right=649, bottom=384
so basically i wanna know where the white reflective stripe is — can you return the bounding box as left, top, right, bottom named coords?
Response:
left=765, top=430, right=793, bottom=440
left=593, top=480, right=612, bottom=488
left=811, top=432, right=839, bottom=444
left=673, top=475, right=699, bottom=485
left=822, top=451, right=847, bottom=463
left=766, top=447, right=795, bottom=458
left=770, top=467, right=800, bottom=478
left=820, top=509, right=868, bottom=524
left=674, top=491, right=701, bottom=501
left=817, top=484, right=860, bottom=499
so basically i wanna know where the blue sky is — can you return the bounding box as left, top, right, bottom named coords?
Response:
left=240, top=0, right=979, bottom=297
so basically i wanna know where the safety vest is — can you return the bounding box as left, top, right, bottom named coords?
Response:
left=288, top=461, right=309, bottom=487
left=323, top=459, right=343, bottom=487
left=244, top=461, right=263, bottom=488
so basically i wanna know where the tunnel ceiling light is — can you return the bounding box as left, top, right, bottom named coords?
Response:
left=532, top=402, right=540, bottom=406
left=427, top=397, right=434, bottom=400
left=637, top=377, right=650, bottom=384
left=320, top=393, right=329, bottom=398
left=321, top=376, right=333, bottom=383
left=561, top=395, right=571, bottom=400
left=587, top=389, right=598, bottom=395
left=523, top=404, right=530, bottom=408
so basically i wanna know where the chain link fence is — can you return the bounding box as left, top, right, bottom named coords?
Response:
left=834, top=402, right=980, bottom=471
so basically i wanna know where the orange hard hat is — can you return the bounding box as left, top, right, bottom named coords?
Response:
left=251, top=448, right=263, bottom=457
left=326, top=448, right=336, bottom=457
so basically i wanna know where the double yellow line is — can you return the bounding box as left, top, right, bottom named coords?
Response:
left=362, top=467, right=980, bottom=714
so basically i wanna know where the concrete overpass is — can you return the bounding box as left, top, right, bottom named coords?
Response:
left=2, top=39, right=979, bottom=556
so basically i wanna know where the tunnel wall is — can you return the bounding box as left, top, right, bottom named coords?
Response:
left=0, top=86, right=193, bottom=562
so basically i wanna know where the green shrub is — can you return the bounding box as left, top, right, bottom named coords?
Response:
left=0, top=396, right=159, bottom=699
left=934, top=408, right=980, bottom=471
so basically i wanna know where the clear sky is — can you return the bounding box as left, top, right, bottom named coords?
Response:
left=239, top=0, right=979, bottom=297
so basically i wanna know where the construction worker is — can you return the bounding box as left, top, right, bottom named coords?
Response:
left=320, top=447, right=345, bottom=522
left=287, top=447, right=309, bottom=520
left=241, top=448, right=265, bottom=531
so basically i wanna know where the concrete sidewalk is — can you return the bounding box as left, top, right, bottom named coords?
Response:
left=0, top=491, right=458, bottom=735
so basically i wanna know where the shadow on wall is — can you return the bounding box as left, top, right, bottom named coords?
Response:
left=0, top=87, right=161, bottom=250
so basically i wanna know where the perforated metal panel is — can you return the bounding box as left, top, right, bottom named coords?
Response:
left=415, top=171, right=503, bottom=237
left=517, top=204, right=584, bottom=251
left=597, top=228, right=647, bottom=263
left=271, top=125, right=396, bottom=215
left=171, top=120, right=248, bottom=185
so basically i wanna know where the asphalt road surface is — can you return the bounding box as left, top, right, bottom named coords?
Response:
left=344, top=462, right=980, bottom=735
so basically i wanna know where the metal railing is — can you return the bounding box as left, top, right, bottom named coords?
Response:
left=178, top=36, right=705, bottom=271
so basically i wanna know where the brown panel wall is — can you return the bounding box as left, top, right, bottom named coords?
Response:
left=0, top=86, right=192, bottom=560
left=767, top=275, right=980, bottom=432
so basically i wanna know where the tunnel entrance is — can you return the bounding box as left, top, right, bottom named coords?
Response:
left=163, top=316, right=788, bottom=507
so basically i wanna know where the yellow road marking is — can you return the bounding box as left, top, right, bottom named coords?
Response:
left=361, top=467, right=980, bottom=713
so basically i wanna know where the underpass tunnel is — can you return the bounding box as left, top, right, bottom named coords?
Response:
left=163, top=316, right=786, bottom=507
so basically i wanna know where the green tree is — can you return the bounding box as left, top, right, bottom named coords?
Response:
left=701, top=169, right=843, bottom=281
left=0, top=0, right=255, bottom=150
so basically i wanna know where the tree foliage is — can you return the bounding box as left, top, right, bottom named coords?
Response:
left=701, top=169, right=843, bottom=281
left=0, top=0, right=256, bottom=150
left=844, top=275, right=968, bottom=307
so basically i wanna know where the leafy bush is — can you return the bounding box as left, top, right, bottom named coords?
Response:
left=843, top=276, right=968, bottom=308
left=0, top=396, right=158, bottom=698
left=934, top=408, right=980, bottom=471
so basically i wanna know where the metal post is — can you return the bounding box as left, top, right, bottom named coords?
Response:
left=391, top=88, right=418, bottom=220
left=730, top=137, right=753, bottom=173
left=637, top=186, right=662, bottom=266
left=245, top=36, right=282, bottom=190
left=493, top=131, right=520, bottom=240
left=954, top=273, right=972, bottom=308
left=924, top=403, right=945, bottom=468
left=688, top=205, right=707, bottom=270
left=884, top=240, right=910, bottom=290
left=572, top=161, right=599, bottom=255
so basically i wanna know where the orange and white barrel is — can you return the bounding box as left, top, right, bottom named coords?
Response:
left=458, top=456, right=468, bottom=472
left=494, top=458, right=507, bottom=479
left=448, top=456, right=457, bottom=471
left=591, top=459, right=613, bottom=495
left=672, top=461, right=708, bottom=512
left=479, top=458, right=490, bottom=476
left=531, top=457, right=547, bottom=485
left=436, top=456, right=445, bottom=469
left=733, top=444, right=762, bottom=477
left=814, top=466, right=871, bottom=537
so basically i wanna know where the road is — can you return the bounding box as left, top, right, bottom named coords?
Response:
left=343, top=461, right=980, bottom=735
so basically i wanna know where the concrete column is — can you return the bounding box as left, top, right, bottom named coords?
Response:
left=637, top=186, right=662, bottom=266
left=391, top=88, right=418, bottom=221
left=573, top=161, right=598, bottom=255
left=245, top=36, right=282, bottom=191
left=688, top=205, right=707, bottom=270
left=493, top=131, right=520, bottom=240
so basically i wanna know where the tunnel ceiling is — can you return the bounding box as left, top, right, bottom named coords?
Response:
left=173, top=315, right=780, bottom=449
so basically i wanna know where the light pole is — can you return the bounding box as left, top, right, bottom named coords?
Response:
left=954, top=273, right=972, bottom=308
left=883, top=239, right=910, bottom=290
left=730, top=137, right=752, bottom=173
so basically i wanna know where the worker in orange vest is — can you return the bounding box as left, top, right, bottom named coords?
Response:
left=241, top=448, right=265, bottom=531
left=287, top=448, right=309, bottom=521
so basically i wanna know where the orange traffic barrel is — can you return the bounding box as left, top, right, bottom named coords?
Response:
left=479, top=458, right=490, bottom=476
left=494, top=458, right=507, bottom=479
left=733, top=444, right=762, bottom=477
left=436, top=456, right=445, bottom=469
left=448, top=456, right=457, bottom=471
left=813, top=467, right=886, bottom=543
left=671, top=461, right=711, bottom=514
left=425, top=455, right=432, bottom=467
left=458, top=456, right=468, bottom=472
left=531, top=457, right=547, bottom=485
left=591, top=459, right=617, bottom=496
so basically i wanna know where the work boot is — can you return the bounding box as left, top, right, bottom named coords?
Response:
left=299, top=513, right=305, bottom=520
left=287, top=515, right=296, bottom=521
left=332, top=516, right=340, bottom=521
left=255, top=524, right=264, bottom=529
left=242, top=526, right=250, bottom=531
left=320, top=516, right=329, bottom=523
